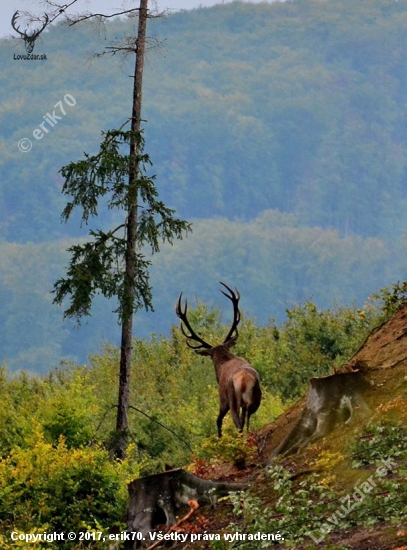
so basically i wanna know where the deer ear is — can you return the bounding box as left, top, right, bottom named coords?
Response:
left=225, top=337, right=238, bottom=349
left=196, top=349, right=213, bottom=357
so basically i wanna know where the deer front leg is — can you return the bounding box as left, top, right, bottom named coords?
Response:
left=217, top=397, right=229, bottom=438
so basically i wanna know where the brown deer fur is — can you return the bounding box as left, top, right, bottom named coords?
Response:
left=176, top=284, right=262, bottom=437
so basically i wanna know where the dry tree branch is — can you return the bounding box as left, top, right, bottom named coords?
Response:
left=145, top=500, right=200, bottom=550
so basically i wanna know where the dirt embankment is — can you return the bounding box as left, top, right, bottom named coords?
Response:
left=184, top=304, right=407, bottom=549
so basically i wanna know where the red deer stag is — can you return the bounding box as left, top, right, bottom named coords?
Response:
left=176, top=283, right=262, bottom=437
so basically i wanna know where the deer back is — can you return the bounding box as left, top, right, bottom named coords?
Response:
left=199, top=341, right=261, bottom=402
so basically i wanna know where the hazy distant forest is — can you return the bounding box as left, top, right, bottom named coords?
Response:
left=2, top=0, right=407, bottom=371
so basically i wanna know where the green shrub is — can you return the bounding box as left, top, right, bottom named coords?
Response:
left=0, top=425, right=141, bottom=549
left=193, top=427, right=258, bottom=470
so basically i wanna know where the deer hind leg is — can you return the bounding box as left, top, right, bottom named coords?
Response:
left=230, top=408, right=243, bottom=432
left=240, top=406, right=248, bottom=433
left=245, top=400, right=258, bottom=432
left=227, top=381, right=243, bottom=432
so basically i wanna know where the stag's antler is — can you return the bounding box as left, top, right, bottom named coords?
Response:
left=220, top=282, right=241, bottom=343
left=175, top=294, right=212, bottom=350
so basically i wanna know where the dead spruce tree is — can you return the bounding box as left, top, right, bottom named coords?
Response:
left=50, top=0, right=191, bottom=459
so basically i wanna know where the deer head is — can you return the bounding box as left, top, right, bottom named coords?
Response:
left=11, top=11, right=49, bottom=54
left=176, top=282, right=240, bottom=354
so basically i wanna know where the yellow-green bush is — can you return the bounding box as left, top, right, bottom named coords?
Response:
left=0, top=425, right=140, bottom=548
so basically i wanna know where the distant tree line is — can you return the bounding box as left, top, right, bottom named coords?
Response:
left=2, top=0, right=407, bottom=241
left=0, top=213, right=404, bottom=372
left=2, top=0, right=407, bottom=370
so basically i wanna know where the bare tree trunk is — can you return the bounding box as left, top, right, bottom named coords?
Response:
left=115, top=0, right=149, bottom=461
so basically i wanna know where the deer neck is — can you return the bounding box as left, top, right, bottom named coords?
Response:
left=211, top=347, right=235, bottom=378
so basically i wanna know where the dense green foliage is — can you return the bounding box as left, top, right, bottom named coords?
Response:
left=1, top=0, right=407, bottom=370
left=0, top=366, right=140, bottom=550
left=0, top=297, right=401, bottom=548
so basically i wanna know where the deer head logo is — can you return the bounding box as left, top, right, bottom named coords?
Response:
left=11, top=11, right=49, bottom=54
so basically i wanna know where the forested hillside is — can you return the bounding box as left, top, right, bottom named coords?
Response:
left=1, top=0, right=407, bottom=370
